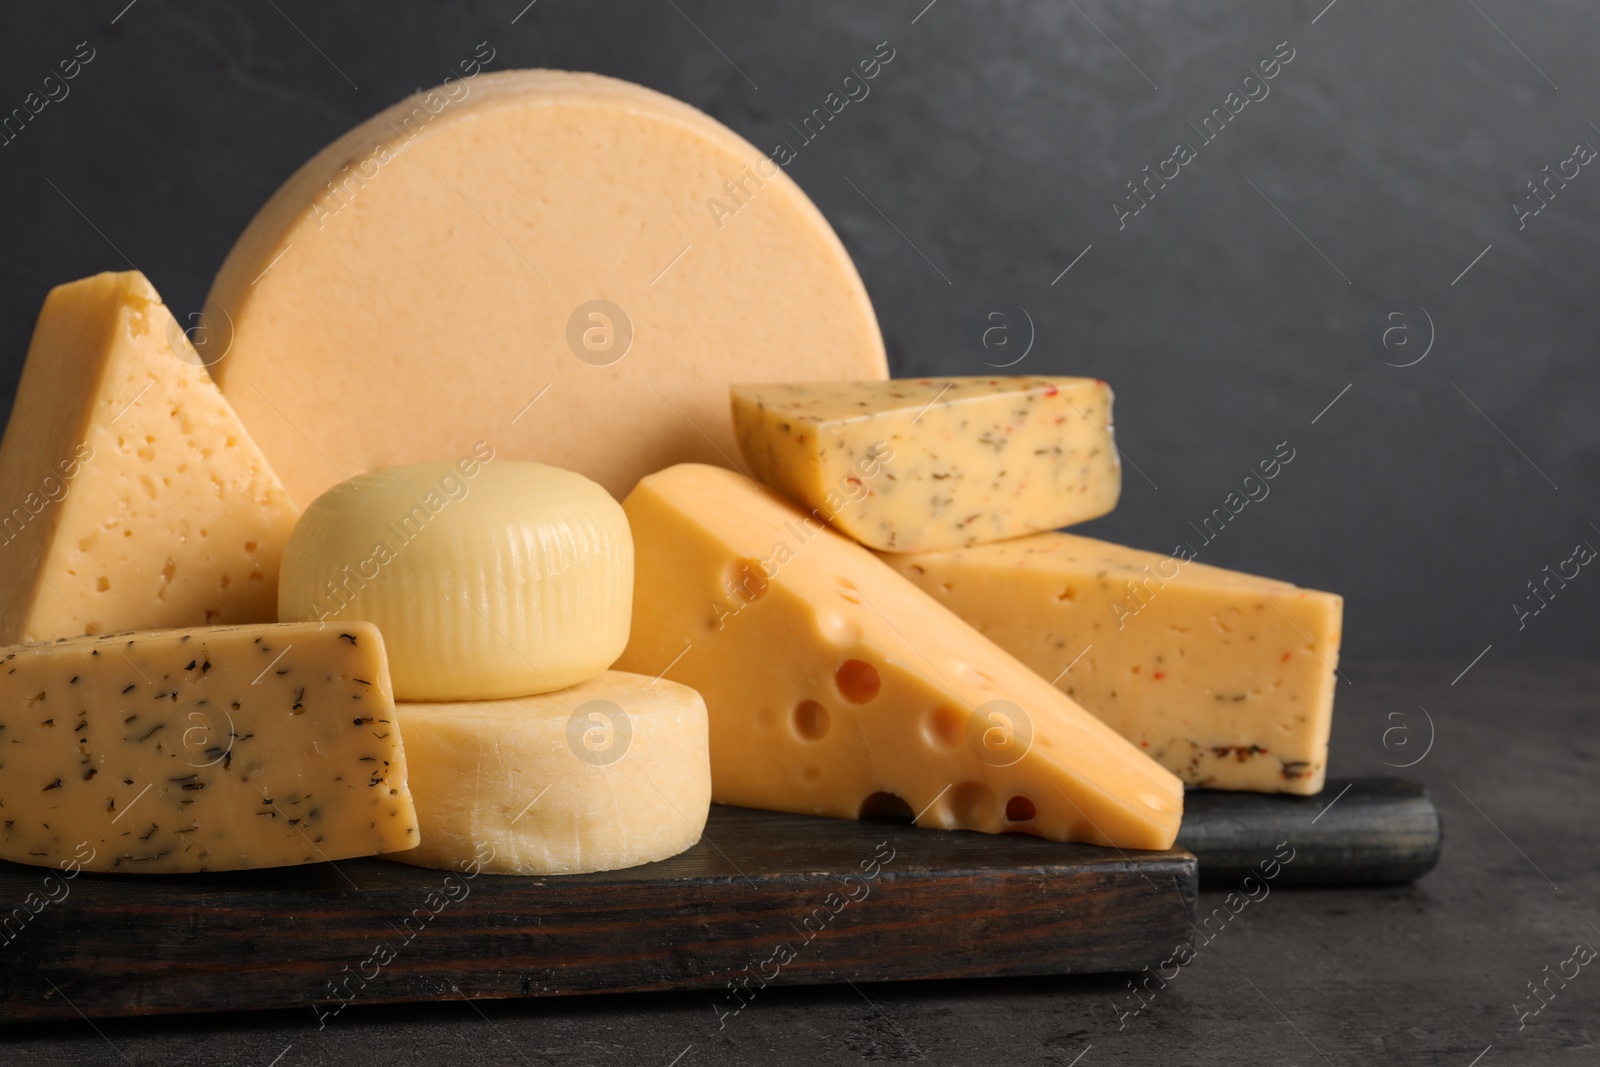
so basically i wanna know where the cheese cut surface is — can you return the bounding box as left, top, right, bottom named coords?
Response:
left=881, top=532, right=1343, bottom=794
left=0, top=272, right=299, bottom=644
left=613, top=464, right=1182, bottom=851
left=392, top=671, right=710, bottom=875
left=731, top=377, right=1120, bottom=553
left=278, top=460, right=632, bottom=701
left=0, top=621, right=416, bottom=873
left=204, top=69, right=886, bottom=505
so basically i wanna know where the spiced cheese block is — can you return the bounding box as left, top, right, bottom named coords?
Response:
left=614, top=463, right=1183, bottom=852
left=880, top=532, right=1343, bottom=794
left=0, top=272, right=298, bottom=644
left=204, top=70, right=886, bottom=505
left=0, top=621, right=416, bottom=873
left=730, top=377, right=1120, bottom=552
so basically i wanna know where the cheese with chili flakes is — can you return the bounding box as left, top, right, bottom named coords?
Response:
left=880, top=531, right=1343, bottom=794
left=730, top=377, right=1119, bottom=553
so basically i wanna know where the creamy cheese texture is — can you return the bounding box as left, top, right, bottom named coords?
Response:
left=0, top=272, right=299, bottom=644
left=731, top=377, right=1121, bottom=552
left=0, top=621, right=416, bottom=873
left=392, top=671, right=710, bottom=875
left=881, top=532, right=1343, bottom=794
left=203, top=69, right=887, bottom=505
left=278, top=461, right=632, bottom=701
left=614, top=464, right=1183, bottom=851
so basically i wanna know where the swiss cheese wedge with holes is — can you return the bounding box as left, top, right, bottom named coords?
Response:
left=614, top=464, right=1183, bottom=851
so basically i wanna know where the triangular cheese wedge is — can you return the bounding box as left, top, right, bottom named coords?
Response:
left=0, top=272, right=299, bottom=642
left=615, top=463, right=1183, bottom=851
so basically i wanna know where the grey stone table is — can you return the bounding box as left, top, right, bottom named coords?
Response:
left=0, top=659, right=1593, bottom=1066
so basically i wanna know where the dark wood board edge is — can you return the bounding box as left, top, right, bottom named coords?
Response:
left=0, top=809, right=1197, bottom=1023
left=1178, top=776, right=1443, bottom=886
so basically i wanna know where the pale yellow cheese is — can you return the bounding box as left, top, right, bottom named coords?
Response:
left=731, top=377, right=1120, bottom=552
left=392, top=671, right=710, bottom=875
left=278, top=461, right=632, bottom=701
left=203, top=69, right=886, bottom=505
left=881, top=532, right=1343, bottom=794
left=0, top=272, right=298, bottom=644
left=614, top=464, right=1182, bottom=851
left=0, top=621, right=416, bottom=873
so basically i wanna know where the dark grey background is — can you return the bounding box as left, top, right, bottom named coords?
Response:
left=1, top=0, right=1595, bottom=667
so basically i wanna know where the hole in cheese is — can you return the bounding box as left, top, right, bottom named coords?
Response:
left=922, top=706, right=966, bottom=749
left=1005, top=795, right=1037, bottom=822
left=834, top=659, right=880, bottom=704
left=858, top=791, right=914, bottom=822
left=724, top=557, right=769, bottom=603
left=793, top=700, right=830, bottom=741
left=948, top=781, right=998, bottom=825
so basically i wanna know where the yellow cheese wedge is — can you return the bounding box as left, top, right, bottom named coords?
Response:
left=613, top=464, right=1183, bottom=851
left=0, top=621, right=416, bottom=873
left=881, top=532, right=1343, bottom=794
left=278, top=460, right=632, bottom=701
left=203, top=69, right=886, bottom=505
left=392, top=671, right=710, bottom=875
left=731, top=377, right=1120, bottom=552
left=0, top=272, right=298, bottom=644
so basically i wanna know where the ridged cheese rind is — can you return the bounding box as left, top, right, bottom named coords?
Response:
left=278, top=461, right=633, bottom=701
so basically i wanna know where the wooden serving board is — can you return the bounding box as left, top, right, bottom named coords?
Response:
left=0, top=805, right=1197, bottom=1024
left=1180, top=776, right=1442, bottom=886
left=0, top=776, right=1438, bottom=1023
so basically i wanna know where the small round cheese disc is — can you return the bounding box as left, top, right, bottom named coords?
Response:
left=391, top=671, right=711, bottom=876
left=203, top=69, right=887, bottom=506
left=277, top=460, right=631, bottom=701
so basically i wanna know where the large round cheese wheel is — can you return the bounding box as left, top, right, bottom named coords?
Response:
left=203, top=69, right=886, bottom=506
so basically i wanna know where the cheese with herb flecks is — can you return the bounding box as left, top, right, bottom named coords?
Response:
left=0, top=621, right=417, bottom=873
left=0, top=271, right=299, bottom=645
left=613, top=464, right=1182, bottom=851
left=730, top=377, right=1121, bottom=553
left=880, top=532, right=1343, bottom=794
